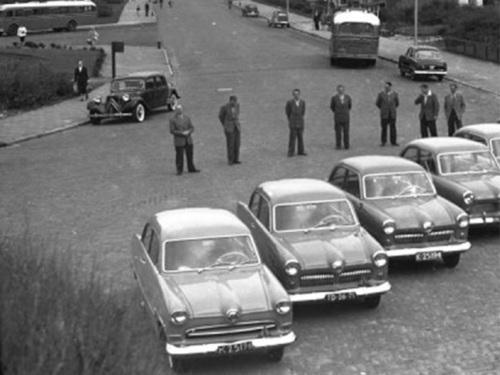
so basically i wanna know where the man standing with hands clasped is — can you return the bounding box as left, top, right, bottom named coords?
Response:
left=169, top=105, right=200, bottom=176
left=444, top=83, right=466, bottom=136
left=415, top=84, right=440, bottom=138
left=219, top=95, right=241, bottom=165
left=285, top=88, right=307, bottom=157
left=376, top=81, right=399, bottom=146
left=330, top=85, right=352, bottom=150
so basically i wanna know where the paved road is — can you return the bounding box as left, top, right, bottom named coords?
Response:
left=0, top=0, right=499, bottom=374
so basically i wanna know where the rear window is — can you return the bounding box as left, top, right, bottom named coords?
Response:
left=415, top=50, right=442, bottom=60
left=337, top=22, right=375, bottom=35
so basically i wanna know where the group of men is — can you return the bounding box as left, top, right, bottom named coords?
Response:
left=169, top=83, right=466, bottom=175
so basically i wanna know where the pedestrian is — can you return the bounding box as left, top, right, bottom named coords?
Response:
left=145, top=1, right=149, bottom=16
left=74, top=60, right=89, bottom=101
left=168, top=0, right=173, bottom=8
left=285, top=88, right=307, bottom=157
left=313, top=7, right=322, bottom=31
left=330, top=84, right=352, bottom=150
left=17, top=25, right=27, bottom=47
left=87, top=26, right=99, bottom=48
left=159, top=0, right=163, bottom=8
left=415, top=83, right=439, bottom=138
left=444, top=83, right=466, bottom=136
left=228, top=0, right=233, bottom=10
left=169, top=105, right=201, bottom=176
left=136, top=4, right=140, bottom=16
left=375, top=81, right=399, bottom=146
left=218, top=95, right=242, bottom=165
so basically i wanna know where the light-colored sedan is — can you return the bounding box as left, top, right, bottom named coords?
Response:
left=454, top=123, right=500, bottom=163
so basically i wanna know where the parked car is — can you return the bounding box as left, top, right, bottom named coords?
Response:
left=268, top=10, right=290, bottom=28
left=398, top=45, right=447, bottom=81
left=328, top=155, right=471, bottom=268
left=400, top=137, right=500, bottom=226
left=131, top=208, right=295, bottom=372
left=87, top=71, right=180, bottom=125
left=454, top=123, right=500, bottom=163
left=242, top=4, right=259, bottom=17
left=237, top=179, right=390, bottom=309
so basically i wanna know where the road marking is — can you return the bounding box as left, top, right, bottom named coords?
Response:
left=217, top=88, right=233, bottom=92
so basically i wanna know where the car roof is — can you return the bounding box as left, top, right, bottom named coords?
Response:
left=339, top=155, right=424, bottom=175
left=405, top=137, right=489, bottom=153
left=153, top=208, right=250, bottom=242
left=115, top=71, right=164, bottom=80
left=456, top=124, right=500, bottom=138
left=257, top=178, right=346, bottom=204
left=333, top=9, right=380, bottom=26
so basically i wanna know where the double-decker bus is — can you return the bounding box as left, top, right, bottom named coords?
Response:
left=329, top=9, right=380, bottom=66
left=0, top=1, right=97, bottom=36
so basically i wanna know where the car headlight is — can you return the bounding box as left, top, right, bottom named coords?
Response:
left=382, top=220, right=396, bottom=235
left=332, top=259, right=344, bottom=272
left=457, top=213, right=469, bottom=228
left=423, top=221, right=433, bottom=233
left=171, top=311, right=188, bottom=325
left=92, top=96, right=101, bottom=103
left=122, top=94, right=130, bottom=102
left=373, top=251, right=388, bottom=268
left=463, top=191, right=474, bottom=206
left=276, top=301, right=292, bottom=315
left=285, top=260, right=299, bottom=276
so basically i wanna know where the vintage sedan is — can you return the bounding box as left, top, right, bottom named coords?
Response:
left=237, top=179, right=391, bottom=308
left=398, top=45, right=447, bottom=81
left=268, top=10, right=290, bottom=28
left=401, top=137, right=500, bottom=226
left=328, top=156, right=471, bottom=268
left=87, top=71, right=180, bottom=125
left=242, top=4, right=259, bottom=17
left=131, top=208, right=295, bottom=372
left=454, top=124, right=500, bottom=163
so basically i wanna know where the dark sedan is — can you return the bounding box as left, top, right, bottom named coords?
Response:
left=398, top=45, right=447, bottom=81
left=242, top=4, right=259, bottom=17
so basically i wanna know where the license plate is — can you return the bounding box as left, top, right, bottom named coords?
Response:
left=416, top=251, right=442, bottom=262
left=325, top=292, right=356, bottom=302
left=216, top=341, right=254, bottom=354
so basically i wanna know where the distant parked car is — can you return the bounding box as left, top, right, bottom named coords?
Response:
left=242, top=4, right=259, bottom=17
left=87, top=71, right=180, bottom=125
left=401, top=137, right=500, bottom=226
left=454, top=124, right=500, bottom=163
left=237, top=179, right=390, bottom=309
left=131, top=208, right=295, bottom=372
left=398, top=45, right=447, bottom=81
left=268, top=10, right=290, bottom=28
left=328, top=155, right=471, bottom=268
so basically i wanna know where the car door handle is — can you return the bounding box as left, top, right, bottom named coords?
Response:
left=139, top=258, right=147, bottom=265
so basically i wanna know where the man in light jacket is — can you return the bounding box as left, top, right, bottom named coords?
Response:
left=169, top=105, right=200, bottom=175
left=444, top=83, right=466, bottom=136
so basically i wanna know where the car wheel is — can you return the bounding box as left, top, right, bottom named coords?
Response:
left=437, top=75, right=444, bottom=81
left=363, top=295, right=381, bottom=309
left=330, top=57, right=336, bottom=66
left=133, top=103, right=146, bottom=122
left=168, top=355, right=187, bottom=373
left=7, top=23, right=19, bottom=36
left=267, top=347, right=284, bottom=362
left=399, top=68, right=405, bottom=76
left=90, top=113, right=101, bottom=125
left=443, top=253, right=460, bottom=268
left=66, top=20, right=77, bottom=32
left=410, top=70, right=417, bottom=81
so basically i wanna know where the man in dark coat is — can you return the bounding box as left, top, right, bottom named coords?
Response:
left=415, top=84, right=440, bottom=138
left=375, top=81, right=400, bottom=146
left=74, top=60, right=89, bottom=101
left=330, top=85, right=352, bottom=149
left=218, top=96, right=241, bottom=165
left=169, top=105, right=200, bottom=175
left=285, top=88, right=307, bottom=157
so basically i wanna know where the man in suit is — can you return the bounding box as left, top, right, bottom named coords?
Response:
left=444, top=83, right=466, bottom=136
left=415, top=84, right=440, bottom=138
left=218, top=96, right=241, bottom=165
left=330, top=85, right=352, bottom=149
left=375, top=81, right=400, bottom=146
left=74, top=60, right=89, bottom=101
left=169, top=105, right=200, bottom=176
left=285, top=88, right=307, bottom=157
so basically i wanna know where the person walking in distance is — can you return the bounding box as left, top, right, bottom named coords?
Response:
left=415, top=84, right=439, bottom=138
left=17, top=25, right=27, bottom=47
left=144, top=1, right=150, bottom=16
left=285, top=89, right=307, bottom=157
left=218, top=96, right=241, bottom=165
left=444, top=83, right=466, bottom=136
left=169, top=105, right=201, bottom=176
left=376, top=81, right=399, bottom=146
left=330, top=85, right=352, bottom=150
left=74, top=60, right=89, bottom=101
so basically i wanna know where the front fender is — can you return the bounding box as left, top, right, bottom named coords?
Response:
left=87, top=101, right=106, bottom=114
left=432, top=175, right=469, bottom=209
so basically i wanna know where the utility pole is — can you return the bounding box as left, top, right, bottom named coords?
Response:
left=414, top=0, right=418, bottom=45
left=286, top=0, right=289, bottom=20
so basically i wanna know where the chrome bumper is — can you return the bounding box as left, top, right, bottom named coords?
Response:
left=469, top=214, right=500, bottom=225
left=289, top=281, right=391, bottom=303
left=414, top=70, right=447, bottom=75
left=166, top=331, right=296, bottom=356
left=387, top=241, right=471, bottom=258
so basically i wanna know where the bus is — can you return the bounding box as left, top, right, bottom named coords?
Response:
left=0, top=1, right=97, bottom=36
left=329, top=9, right=380, bottom=66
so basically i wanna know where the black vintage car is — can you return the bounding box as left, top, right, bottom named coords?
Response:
left=242, top=4, right=259, bottom=17
left=87, top=72, right=180, bottom=125
left=398, top=45, right=447, bottom=81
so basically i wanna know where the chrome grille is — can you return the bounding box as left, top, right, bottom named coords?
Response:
left=394, top=229, right=454, bottom=244
left=300, top=268, right=372, bottom=287
left=186, top=321, right=277, bottom=339
left=470, top=202, right=499, bottom=214
left=339, top=269, right=372, bottom=283
left=300, top=274, right=334, bottom=287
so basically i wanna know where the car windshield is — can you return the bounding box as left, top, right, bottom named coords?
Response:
left=111, top=79, right=145, bottom=92
left=163, top=235, right=259, bottom=272
left=415, top=49, right=442, bottom=60
left=364, top=172, right=435, bottom=199
left=438, top=151, right=500, bottom=175
left=276, top=13, right=287, bottom=20
left=247, top=5, right=256, bottom=10
left=491, top=138, right=500, bottom=161
left=274, top=200, right=357, bottom=232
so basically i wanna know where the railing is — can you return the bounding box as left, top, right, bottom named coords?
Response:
left=444, top=37, right=499, bottom=64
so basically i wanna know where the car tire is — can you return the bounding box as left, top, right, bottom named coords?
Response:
left=168, top=355, right=187, bottom=373
left=399, top=67, right=405, bottom=76
left=330, top=57, right=336, bottom=66
left=410, top=70, right=417, bottom=81
left=363, top=295, right=381, bottom=309
left=66, top=20, right=77, bottom=32
left=443, top=253, right=460, bottom=268
left=90, top=113, right=101, bottom=125
left=133, top=103, right=146, bottom=122
left=437, top=75, right=444, bottom=81
left=267, top=347, right=284, bottom=362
